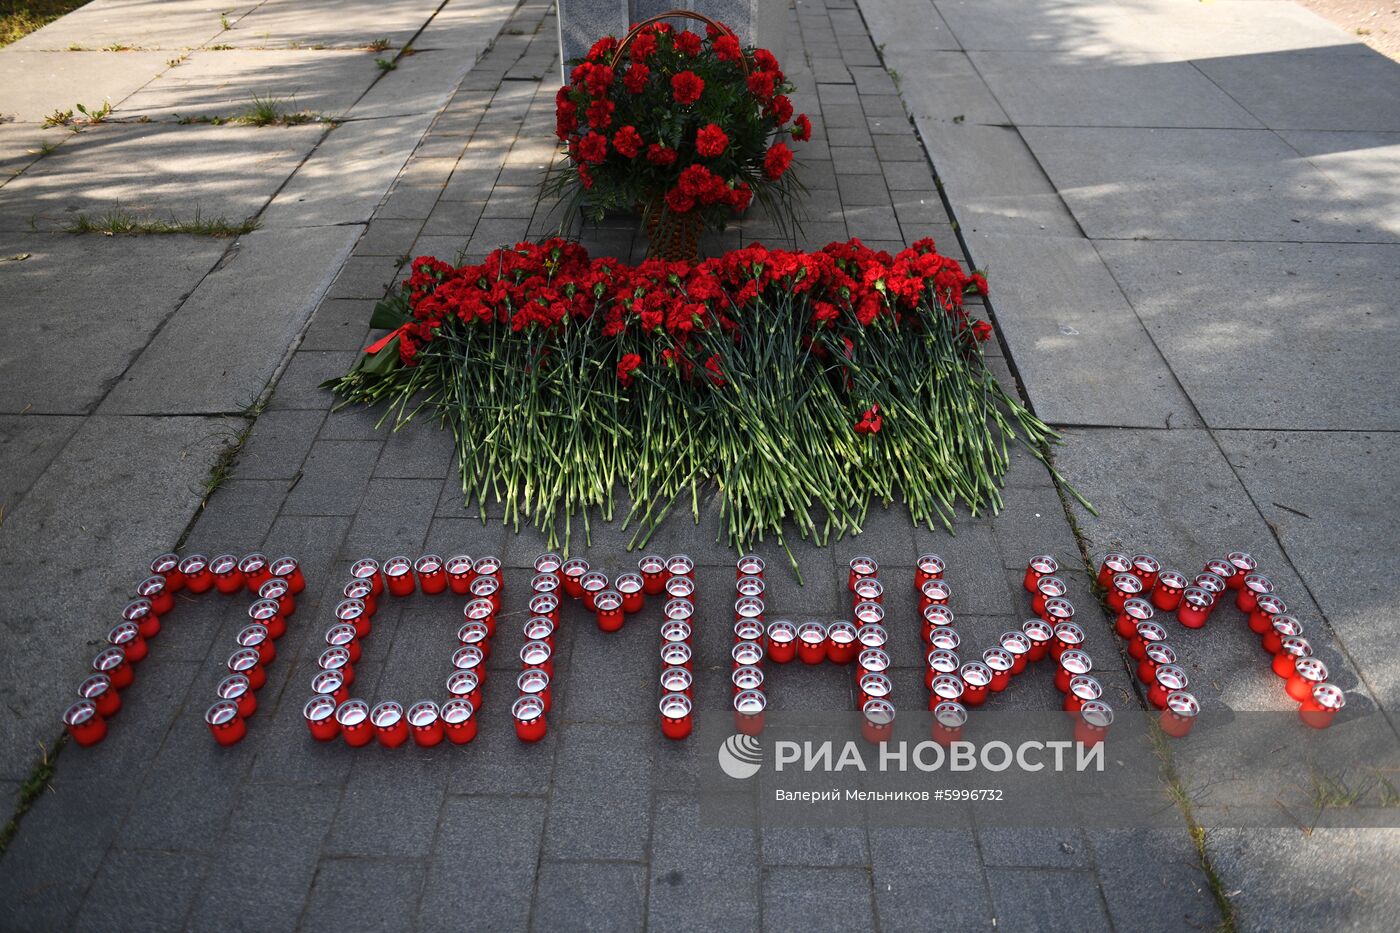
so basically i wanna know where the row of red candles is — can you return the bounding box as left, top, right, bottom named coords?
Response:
left=63, top=553, right=305, bottom=747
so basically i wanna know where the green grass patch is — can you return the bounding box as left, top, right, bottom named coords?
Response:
left=65, top=208, right=260, bottom=238
left=0, top=0, right=91, bottom=47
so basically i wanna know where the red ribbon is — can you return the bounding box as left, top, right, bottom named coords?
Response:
left=364, top=323, right=411, bottom=355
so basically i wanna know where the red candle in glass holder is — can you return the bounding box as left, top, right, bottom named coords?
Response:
left=1000, top=632, right=1032, bottom=675
left=249, top=598, right=286, bottom=640
left=1195, top=573, right=1227, bottom=601
left=151, top=552, right=184, bottom=591
left=1226, top=552, right=1257, bottom=589
left=218, top=674, right=256, bottom=719
left=513, top=695, right=547, bottom=742
left=859, top=647, right=891, bottom=677
left=1050, top=622, right=1084, bottom=661
left=1130, top=554, right=1161, bottom=589
left=1107, top=573, right=1142, bottom=613
left=64, top=699, right=107, bottom=747
left=92, top=647, right=133, bottom=690
left=1137, top=641, right=1177, bottom=685
left=827, top=621, right=859, bottom=664
left=455, top=644, right=487, bottom=678
left=1262, top=615, right=1303, bottom=655
left=1098, top=552, right=1131, bottom=588
left=862, top=698, right=896, bottom=744
left=1150, top=570, right=1188, bottom=612
left=767, top=620, right=797, bottom=663
left=1148, top=664, right=1189, bottom=709
left=336, top=598, right=369, bottom=639
left=1286, top=657, right=1328, bottom=702
left=459, top=619, right=492, bottom=656
left=663, top=665, right=694, bottom=697
left=471, top=574, right=501, bottom=613
left=661, top=641, right=692, bottom=671
left=317, top=647, right=353, bottom=684
left=205, top=700, right=246, bottom=746
left=534, top=552, right=562, bottom=575
left=959, top=661, right=992, bottom=707
left=734, top=618, right=764, bottom=644
left=324, top=623, right=358, bottom=663
left=179, top=555, right=213, bottom=593
left=1176, top=587, right=1214, bottom=629
left=1023, top=554, right=1059, bottom=594
left=518, top=640, right=552, bottom=678
left=1075, top=700, right=1114, bottom=747
left=1032, top=576, right=1067, bottom=617
left=735, top=595, right=765, bottom=625
left=303, top=695, right=339, bottom=741
left=857, top=670, right=891, bottom=707
left=1115, top=597, right=1155, bottom=640
left=594, top=590, right=625, bottom=632
left=664, top=577, right=695, bottom=604
left=136, top=576, right=174, bottom=616
left=659, top=692, right=694, bottom=740
left=737, top=576, right=765, bottom=600
left=80, top=674, right=121, bottom=718
left=931, top=701, right=967, bottom=746
left=523, top=615, right=556, bottom=649
left=529, top=593, right=560, bottom=625
left=336, top=699, right=373, bottom=747
left=731, top=665, right=764, bottom=696
left=107, top=622, right=147, bottom=663
left=1021, top=619, right=1053, bottom=663
left=927, top=623, right=959, bottom=653
left=238, top=624, right=275, bottom=665
left=915, top=553, right=946, bottom=588
left=518, top=669, right=552, bottom=713
left=929, top=673, right=965, bottom=709
left=1300, top=683, right=1345, bottom=729
left=848, top=556, right=878, bottom=591
left=858, top=623, right=889, bottom=653
left=664, top=597, right=694, bottom=626
left=796, top=622, right=827, bottom=664
left=580, top=571, right=609, bottom=611
left=1248, top=594, right=1288, bottom=635
left=638, top=555, right=667, bottom=595
left=732, top=641, right=764, bottom=670
left=1054, top=649, right=1092, bottom=694
left=227, top=648, right=265, bottom=691
left=269, top=556, right=304, bottom=594
left=615, top=573, right=645, bottom=613
left=984, top=647, right=1015, bottom=692
left=1200, top=557, right=1233, bottom=590
left=856, top=601, right=885, bottom=628
left=1041, top=597, right=1075, bottom=629
left=667, top=554, right=695, bottom=580
left=446, top=670, right=482, bottom=709
left=854, top=577, right=884, bottom=605
left=1235, top=573, right=1273, bottom=614
left=473, top=555, right=501, bottom=582
left=408, top=700, right=444, bottom=747
left=343, top=580, right=376, bottom=616
left=123, top=598, right=159, bottom=639
left=312, top=669, right=349, bottom=705
left=921, top=605, right=955, bottom=645
left=1130, top=620, right=1166, bottom=663
left=663, top=620, right=694, bottom=648
left=1159, top=691, right=1199, bottom=738
left=919, top=579, right=952, bottom=612
left=259, top=577, right=296, bottom=617
left=734, top=690, right=766, bottom=736
left=414, top=555, right=446, bottom=594
left=464, top=598, right=497, bottom=637
left=211, top=554, right=243, bottom=595
left=1063, top=674, right=1103, bottom=713
left=441, top=698, right=477, bottom=744
left=924, top=648, right=960, bottom=689
left=737, top=553, right=766, bottom=579
left=352, top=554, right=386, bottom=591
left=446, top=555, right=474, bottom=594
left=371, top=702, right=408, bottom=748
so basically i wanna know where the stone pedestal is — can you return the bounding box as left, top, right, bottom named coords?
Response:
left=557, top=0, right=786, bottom=79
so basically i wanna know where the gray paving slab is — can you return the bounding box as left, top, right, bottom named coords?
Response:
left=74, top=849, right=207, bottom=932
left=0, top=50, right=168, bottom=123
left=413, top=0, right=519, bottom=50
left=963, top=233, right=1198, bottom=428
left=858, top=0, right=961, bottom=52
left=532, top=860, right=649, bottom=932
left=1280, top=130, right=1400, bottom=241
left=4, top=0, right=258, bottom=51
left=0, top=122, right=324, bottom=233
left=0, top=414, right=83, bottom=513
left=114, top=49, right=384, bottom=122
left=220, top=0, right=441, bottom=50
left=1021, top=126, right=1398, bottom=243
left=986, top=867, right=1112, bottom=931
left=1094, top=240, right=1400, bottom=430
left=762, top=866, right=877, bottom=932
left=0, top=124, right=73, bottom=180
left=418, top=795, right=547, bottom=931
left=648, top=794, right=760, bottom=932
left=100, top=226, right=361, bottom=414
left=1091, top=828, right=1221, bottom=933
left=0, top=233, right=226, bottom=414
left=345, top=47, right=490, bottom=121
left=883, top=49, right=1009, bottom=126
left=300, top=858, right=426, bottom=933
left=869, top=829, right=991, bottom=930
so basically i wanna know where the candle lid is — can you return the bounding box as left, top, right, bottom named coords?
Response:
left=518, top=669, right=550, bottom=695
left=260, top=578, right=290, bottom=600
left=639, top=555, right=666, bottom=574
left=206, top=700, right=240, bottom=726
left=859, top=671, right=891, bottom=697
left=665, top=575, right=696, bottom=599
left=178, top=554, right=208, bottom=574
left=318, top=647, right=350, bottom=671
left=767, top=619, right=796, bottom=641
left=218, top=674, right=250, bottom=701
left=343, top=580, right=373, bottom=600
left=828, top=621, right=858, bottom=645
left=322, top=624, right=353, bottom=648
left=1069, top=674, right=1102, bottom=702
left=523, top=617, right=554, bottom=641
left=1311, top=683, right=1345, bottom=711
left=384, top=556, right=412, bottom=577
left=1165, top=691, right=1199, bottom=716
left=857, top=623, right=888, bottom=648
left=447, top=554, right=474, bottom=575
left=1144, top=642, right=1177, bottom=665
left=529, top=593, right=559, bottom=615
left=1058, top=649, right=1092, bottom=675
left=237, top=625, right=268, bottom=648
left=664, top=599, right=694, bottom=622
left=408, top=701, right=440, bottom=727
left=1111, top=572, right=1142, bottom=595
left=93, top=647, right=126, bottom=672
left=855, top=601, right=885, bottom=626
left=1182, top=586, right=1214, bottom=609
left=927, top=648, right=960, bottom=673
left=304, top=695, right=336, bottom=722
left=1000, top=631, right=1032, bottom=656
left=594, top=590, right=623, bottom=612
left=442, top=698, right=474, bottom=724
left=454, top=645, right=485, bottom=669
left=79, top=674, right=112, bottom=699
left=562, top=557, right=590, bottom=578
left=151, top=553, right=180, bottom=575
left=932, top=674, right=964, bottom=701
left=1195, top=572, right=1226, bottom=594
left=918, top=553, right=947, bottom=575
left=1036, top=575, right=1067, bottom=598
left=1255, top=594, right=1288, bottom=617
left=666, top=554, right=694, bottom=575
left=983, top=647, right=1014, bottom=672
left=923, top=605, right=954, bottom=627
left=107, top=622, right=138, bottom=646
left=1081, top=700, right=1114, bottom=728
left=1271, top=615, right=1304, bottom=638
left=661, top=666, right=693, bottom=692
left=797, top=621, right=827, bottom=645
left=735, top=596, right=765, bottom=619
left=849, top=555, right=878, bottom=576
left=960, top=661, right=992, bottom=687
left=738, top=554, right=765, bottom=575
left=534, top=552, right=562, bottom=573
left=1022, top=619, right=1053, bottom=642
left=929, top=626, right=959, bottom=651
left=211, top=554, right=238, bottom=575
left=859, top=648, right=891, bottom=672
left=1029, top=554, right=1058, bottom=574
left=660, top=692, right=693, bottom=718
left=249, top=598, right=281, bottom=622
left=227, top=648, right=260, bottom=673
left=473, top=555, right=501, bottom=576
left=1123, top=598, right=1155, bottom=622
left=1295, top=657, right=1328, bottom=683
left=1228, top=551, right=1257, bottom=573
left=414, top=555, right=443, bottom=575
left=734, top=690, right=767, bottom=714
left=269, top=556, right=298, bottom=577
left=1044, top=598, right=1075, bottom=621
left=933, top=701, right=968, bottom=729
left=312, top=670, right=344, bottom=695
left=335, top=699, right=369, bottom=727
left=732, top=665, right=765, bottom=691
left=459, top=620, right=490, bottom=643
left=1136, top=620, right=1167, bottom=642
left=732, top=641, right=764, bottom=665
left=1243, top=573, right=1273, bottom=595
left=1131, top=554, right=1161, bottom=575
left=64, top=699, right=98, bottom=726
left=662, top=620, right=692, bottom=643
left=335, top=598, right=365, bottom=622
left=464, top=599, right=494, bottom=621
left=517, top=640, right=551, bottom=666
left=1154, top=664, right=1188, bottom=691
left=122, top=598, right=152, bottom=622
left=661, top=642, right=692, bottom=665
left=921, top=579, right=951, bottom=600
left=136, top=575, right=167, bottom=597
left=1157, top=570, right=1187, bottom=589
left=863, top=698, right=896, bottom=725
left=580, top=571, right=608, bottom=592
left=1203, top=558, right=1234, bottom=580
left=446, top=670, right=479, bottom=696
left=855, top=580, right=883, bottom=603
left=1103, top=552, right=1132, bottom=573
left=512, top=695, right=545, bottom=722
left=736, top=575, right=765, bottom=597
left=371, top=701, right=403, bottom=728
left=1053, top=621, right=1085, bottom=645
left=471, top=576, right=499, bottom=597
left=734, top=619, right=764, bottom=641
left=615, top=572, right=643, bottom=595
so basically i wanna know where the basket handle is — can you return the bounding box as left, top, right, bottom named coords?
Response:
left=611, top=10, right=750, bottom=76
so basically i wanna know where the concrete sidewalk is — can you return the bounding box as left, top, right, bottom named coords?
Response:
left=861, top=0, right=1400, bottom=927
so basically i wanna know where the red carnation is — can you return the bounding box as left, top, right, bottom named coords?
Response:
left=671, top=70, right=704, bottom=105
left=616, top=352, right=643, bottom=386
left=678, top=164, right=714, bottom=197
left=753, top=48, right=780, bottom=73
left=854, top=404, right=882, bottom=435
left=792, top=113, right=812, bottom=141
left=746, top=70, right=776, bottom=101
left=612, top=125, right=643, bottom=158
left=623, top=62, right=649, bottom=94
left=763, top=141, right=793, bottom=179
left=630, top=30, right=658, bottom=62
left=577, top=164, right=594, bottom=188
left=713, top=34, right=741, bottom=62
left=968, top=273, right=989, bottom=296
left=971, top=320, right=993, bottom=342
left=704, top=354, right=726, bottom=387
left=665, top=186, right=696, bottom=214
left=586, top=98, right=614, bottom=130
left=728, top=182, right=753, bottom=211
left=646, top=143, right=678, bottom=166
left=555, top=100, right=578, bottom=140
left=587, top=36, right=618, bottom=62
left=578, top=132, right=609, bottom=164
left=585, top=64, right=614, bottom=97
left=768, top=94, right=793, bottom=126
left=695, top=123, right=729, bottom=158
left=675, top=30, right=702, bottom=56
